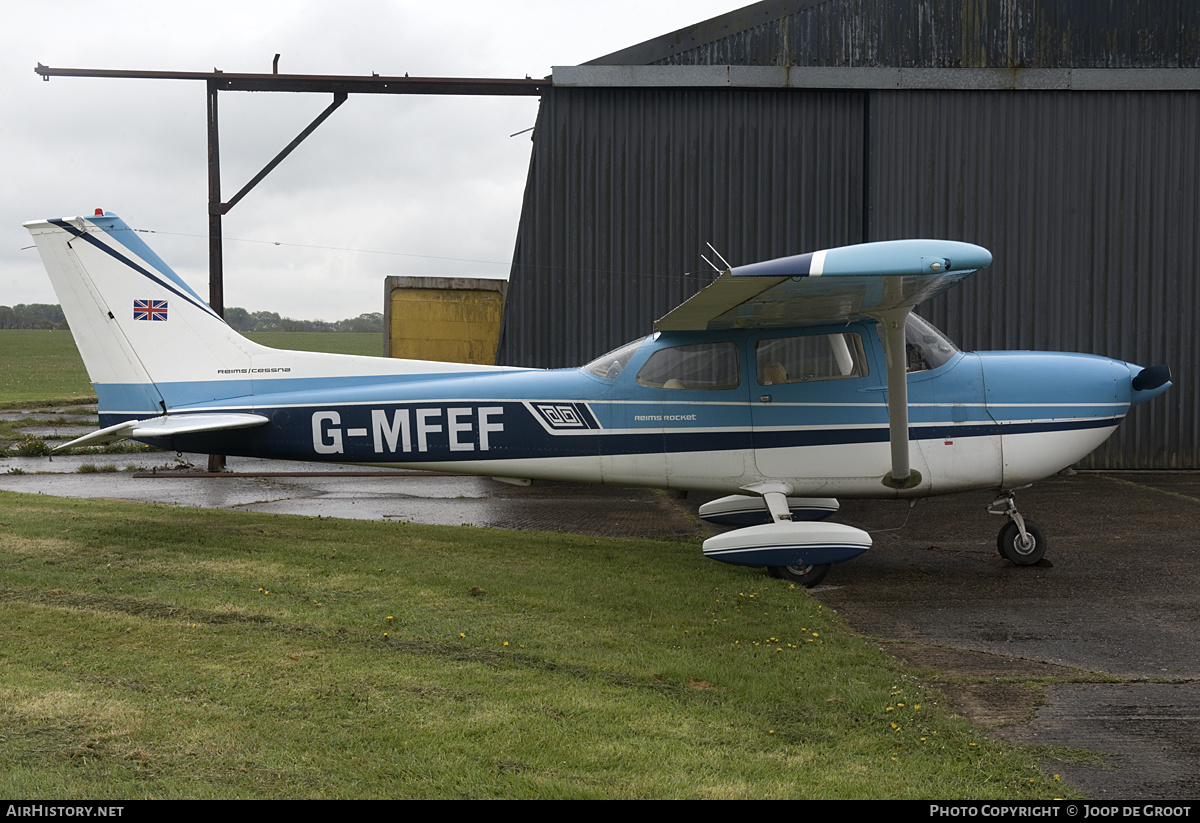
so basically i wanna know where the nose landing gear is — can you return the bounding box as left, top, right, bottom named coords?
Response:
left=989, top=491, right=1046, bottom=566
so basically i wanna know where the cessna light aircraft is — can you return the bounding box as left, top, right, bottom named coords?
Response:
left=24, top=212, right=1171, bottom=587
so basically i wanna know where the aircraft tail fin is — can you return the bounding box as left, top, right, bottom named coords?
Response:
left=24, top=212, right=511, bottom=421
left=24, top=213, right=268, bottom=416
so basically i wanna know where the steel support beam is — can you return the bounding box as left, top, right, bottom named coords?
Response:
left=35, top=64, right=547, bottom=95
left=206, top=80, right=225, bottom=473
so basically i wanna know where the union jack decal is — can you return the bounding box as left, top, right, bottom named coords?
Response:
left=133, top=299, right=168, bottom=321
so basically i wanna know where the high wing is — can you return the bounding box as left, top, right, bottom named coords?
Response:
left=657, top=239, right=992, bottom=331
left=658, top=239, right=994, bottom=487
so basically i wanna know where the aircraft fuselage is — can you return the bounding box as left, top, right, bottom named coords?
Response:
left=129, top=322, right=1147, bottom=499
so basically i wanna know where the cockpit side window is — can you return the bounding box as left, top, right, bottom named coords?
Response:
left=636, top=342, right=740, bottom=390
left=876, top=313, right=960, bottom=373
left=584, top=337, right=647, bottom=379
left=755, top=332, right=868, bottom=385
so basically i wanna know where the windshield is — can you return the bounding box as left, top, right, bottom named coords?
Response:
left=583, top=337, right=647, bottom=378
left=896, top=313, right=960, bottom=372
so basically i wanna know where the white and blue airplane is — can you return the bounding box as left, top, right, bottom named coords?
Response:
left=24, top=211, right=1171, bottom=587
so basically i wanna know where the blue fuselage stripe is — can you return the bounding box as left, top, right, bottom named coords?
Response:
left=105, top=398, right=1122, bottom=464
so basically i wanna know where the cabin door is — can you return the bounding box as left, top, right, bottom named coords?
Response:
left=748, top=325, right=903, bottom=486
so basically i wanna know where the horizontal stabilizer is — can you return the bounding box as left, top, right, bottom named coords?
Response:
left=55, top=413, right=269, bottom=452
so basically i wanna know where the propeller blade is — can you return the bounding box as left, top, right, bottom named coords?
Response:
left=1132, top=364, right=1172, bottom=392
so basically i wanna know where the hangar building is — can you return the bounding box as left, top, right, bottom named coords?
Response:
left=495, top=0, right=1200, bottom=469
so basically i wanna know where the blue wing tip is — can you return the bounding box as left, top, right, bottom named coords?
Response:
left=732, top=239, right=992, bottom=278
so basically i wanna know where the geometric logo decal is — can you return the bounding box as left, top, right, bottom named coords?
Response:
left=537, top=404, right=584, bottom=427
left=529, top=402, right=600, bottom=431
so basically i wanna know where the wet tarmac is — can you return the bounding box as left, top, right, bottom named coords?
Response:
left=1, top=444, right=1198, bottom=799
left=0, top=451, right=706, bottom=537
left=825, top=473, right=1200, bottom=800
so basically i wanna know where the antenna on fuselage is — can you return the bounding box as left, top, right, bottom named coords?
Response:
left=701, top=242, right=733, bottom=273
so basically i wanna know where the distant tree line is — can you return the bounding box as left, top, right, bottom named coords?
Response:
left=222, top=308, right=384, bottom=333
left=1, top=304, right=383, bottom=334
left=0, top=304, right=67, bottom=329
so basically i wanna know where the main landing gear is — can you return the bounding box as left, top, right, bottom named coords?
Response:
left=988, top=490, right=1046, bottom=565
left=767, top=563, right=831, bottom=587
left=698, top=488, right=869, bottom=589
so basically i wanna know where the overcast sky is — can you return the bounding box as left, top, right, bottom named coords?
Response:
left=1, top=1, right=744, bottom=321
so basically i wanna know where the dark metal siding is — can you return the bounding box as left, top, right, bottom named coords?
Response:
left=498, top=87, right=866, bottom=369
left=503, top=0, right=1199, bottom=467
left=880, top=90, right=1200, bottom=468
left=592, top=0, right=1200, bottom=69
left=499, top=84, right=1199, bottom=468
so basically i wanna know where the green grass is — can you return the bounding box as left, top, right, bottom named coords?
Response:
left=245, top=331, right=384, bottom=357
left=0, top=491, right=1075, bottom=799
left=0, top=330, right=94, bottom=406
left=0, top=329, right=385, bottom=409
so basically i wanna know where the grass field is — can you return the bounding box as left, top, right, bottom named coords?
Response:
left=0, top=492, right=1077, bottom=799
left=245, top=331, right=384, bottom=357
left=0, top=330, right=93, bottom=405
left=0, top=329, right=385, bottom=407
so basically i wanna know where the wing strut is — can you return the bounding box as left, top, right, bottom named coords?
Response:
left=872, top=304, right=920, bottom=489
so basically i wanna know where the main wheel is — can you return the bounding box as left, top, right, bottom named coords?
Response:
left=767, top=563, right=831, bottom=588
left=998, top=520, right=1046, bottom=566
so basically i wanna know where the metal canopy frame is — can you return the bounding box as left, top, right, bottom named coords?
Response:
left=36, top=61, right=547, bottom=470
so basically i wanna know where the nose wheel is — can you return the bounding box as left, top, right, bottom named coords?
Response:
left=989, top=491, right=1046, bottom=566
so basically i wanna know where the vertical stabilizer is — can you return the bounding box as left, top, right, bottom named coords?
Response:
left=25, top=212, right=517, bottom=422
left=25, top=213, right=258, bottom=415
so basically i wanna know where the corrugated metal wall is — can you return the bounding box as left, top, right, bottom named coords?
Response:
left=499, top=88, right=866, bottom=369
left=599, top=0, right=1200, bottom=69
left=499, top=0, right=1199, bottom=468
left=879, top=90, right=1200, bottom=468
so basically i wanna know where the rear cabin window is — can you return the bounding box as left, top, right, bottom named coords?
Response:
left=755, top=332, right=868, bottom=385
left=636, top=342, right=740, bottom=390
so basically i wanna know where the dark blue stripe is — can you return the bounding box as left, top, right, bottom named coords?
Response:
left=50, top=219, right=220, bottom=320
left=730, top=252, right=813, bottom=279
left=105, top=401, right=1123, bottom=465
left=704, top=543, right=868, bottom=567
